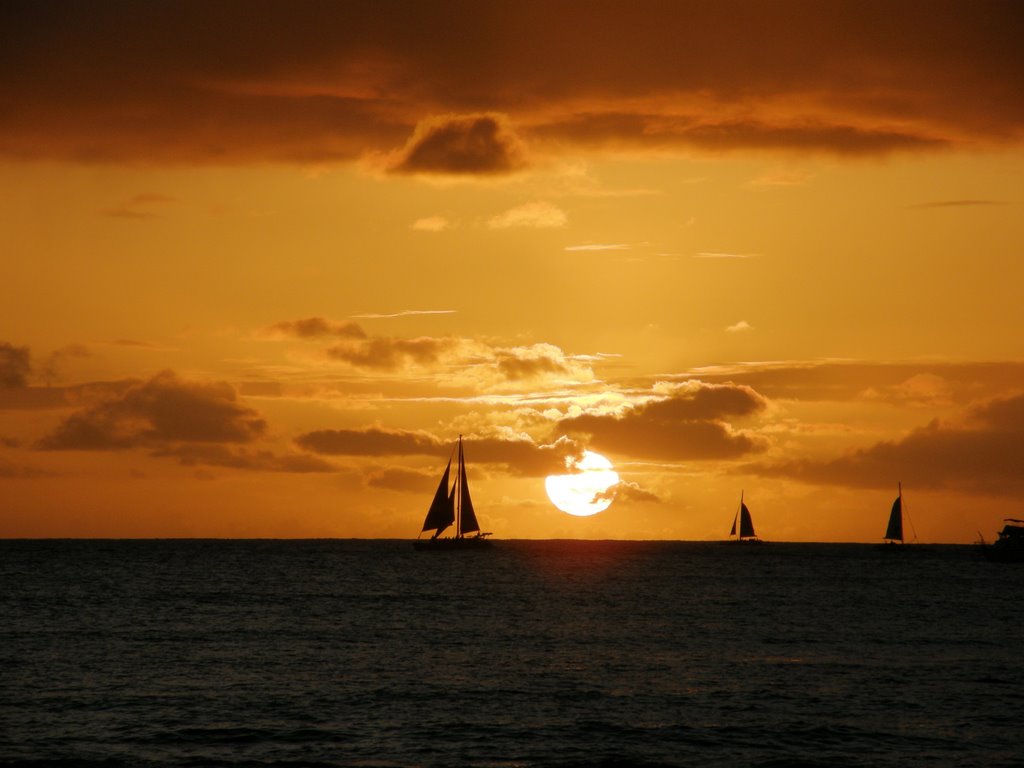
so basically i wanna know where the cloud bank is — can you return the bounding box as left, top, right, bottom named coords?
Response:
left=558, top=381, right=768, bottom=460
left=38, top=370, right=267, bottom=450
left=33, top=369, right=329, bottom=473
left=295, top=427, right=582, bottom=477
left=752, top=392, right=1024, bottom=495
left=4, top=1, right=1022, bottom=164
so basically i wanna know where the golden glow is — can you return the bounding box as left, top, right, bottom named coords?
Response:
left=2, top=4, right=1024, bottom=542
left=546, top=451, right=620, bottom=517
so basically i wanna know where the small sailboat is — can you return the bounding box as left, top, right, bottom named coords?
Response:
left=721, top=491, right=762, bottom=544
left=883, top=483, right=905, bottom=544
left=882, top=482, right=919, bottom=547
left=413, top=436, right=492, bottom=550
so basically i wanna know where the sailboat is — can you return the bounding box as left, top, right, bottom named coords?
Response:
left=721, top=491, right=763, bottom=544
left=883, top=483, right=905, bottom=545
left=413, top=436, right=492, bottom=550
left=882, top=482, right=919, bottom=547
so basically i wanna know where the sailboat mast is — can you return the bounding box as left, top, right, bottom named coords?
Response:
left=455, top=435, right=462, bottom=538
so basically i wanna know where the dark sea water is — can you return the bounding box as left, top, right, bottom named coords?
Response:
left=1, top=540, right=1021, bottom=768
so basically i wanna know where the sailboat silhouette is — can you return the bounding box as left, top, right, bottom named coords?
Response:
left=882, top=482, right=918, bottom=547
left=721, top=491, right=763, bottom=544
left=884, top=483, right=905, bottom=544
left=413, top=435, right=492, bottom=550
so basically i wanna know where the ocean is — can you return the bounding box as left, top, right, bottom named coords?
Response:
left=1, top=540, right=1021, bottom=767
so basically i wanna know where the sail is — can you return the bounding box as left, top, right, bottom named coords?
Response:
left=457, top=441, right=480, bottom=535
left=739, top=502, right=755, bottom=538
left=885, top=495, right=903, bottom=541
left=729, top=513, right=737, bottom=537
left=421, top=458, right=454, bottom=536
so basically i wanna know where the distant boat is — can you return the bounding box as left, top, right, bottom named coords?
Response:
left=721, top=491, right=763, bottom=544
left=979, top=519, right=1024, bottom=563
left=413, top=436, right=492, bottom=551
left=882, top=482, right=918, bottom=546
left=883, top=483, right=906, bottom=544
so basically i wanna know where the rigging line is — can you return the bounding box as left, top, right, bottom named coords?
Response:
left=905, top=499, right=919, bottom=543
left=899, top=481, right=918, bottom=542
left=452, top=436, right=460, bottom=536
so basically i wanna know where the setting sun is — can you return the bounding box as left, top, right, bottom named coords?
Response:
left=545, top=451, right=620, bottom=517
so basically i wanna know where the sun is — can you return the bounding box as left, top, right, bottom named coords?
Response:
left=545, top=450, right=620, bottom=517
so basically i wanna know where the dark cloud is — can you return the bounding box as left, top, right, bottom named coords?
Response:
left=267, top=316, right=459, bottom=371
left=365, top=466, right=436, bottom=492
left=646, top=383, right=767, bottom=420
left=559, top=383, right=768, bottom=461
left=267, top=317, right=367, bottom=339
left=295, top=428, right=581, bottom=477
left=751, top=392, right=1024, bottom=495
left=38, top=370, right=266, bottom=450
left=2, top=1, right=1022, bottom=164
left=460, top=435, right=583, bottom=477
left=0, top=343, right=31, bottom=388
left=495, top=350, right=570, bottom=381
left=385, top=113, right=528, bottom=175
left=295, top=427, right=445, bottom=457
left=154, top=444, right=336, bottom=473
left=325, top=336, right=460, bottom=370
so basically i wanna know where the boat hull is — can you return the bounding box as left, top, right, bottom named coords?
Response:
left=720, top=538, right=764, bottom=545
left=412, top=536, right=493, bottom=551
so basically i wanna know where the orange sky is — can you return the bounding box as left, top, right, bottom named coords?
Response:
left=2, top=0, right=1024, bottom=541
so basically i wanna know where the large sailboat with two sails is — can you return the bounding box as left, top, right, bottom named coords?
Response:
left=414, top=436, right=492, bottom=550
left=721, top=491, right=763, bottom=544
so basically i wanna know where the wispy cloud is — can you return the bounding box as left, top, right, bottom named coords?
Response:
left=411, top=216, right=452, bottom=232
left=350, top=309, right=456, bottom=319
left=564, top=243, right=632, bottom=251
left=909, top=199, right=1008, bottom=209
left=693, top=252, right=757, bottom=259
left=726, top=321, right=752, bottom=333
left=748, top=169, right=814, bottom=187
left=488, top=201, right=567, bottom=229
left=100, top=207, right=154, bottom=220
left=100, top=192, right=178, bottom=219
left=130, top=193, right=177, bottom=205
left=107, top=338, right=180, bottom=352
